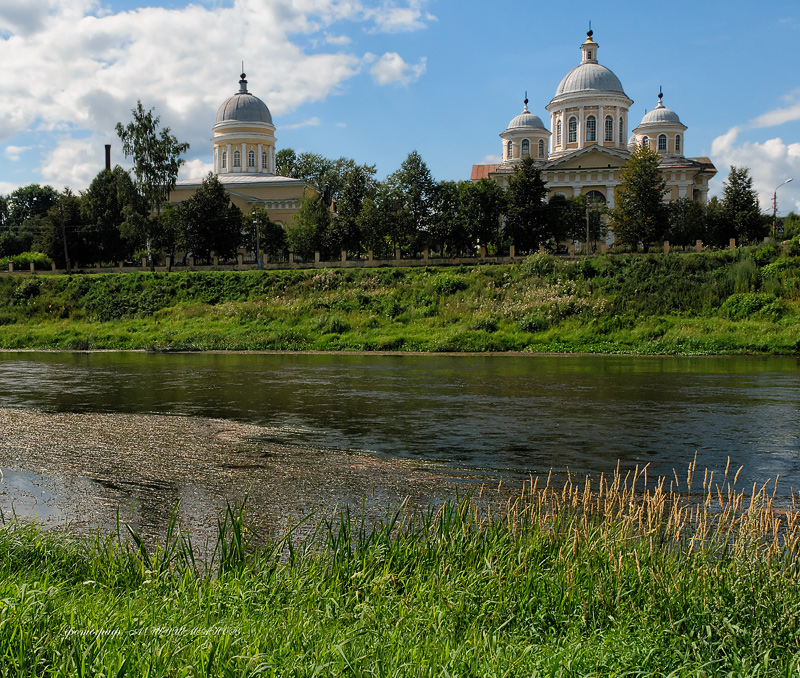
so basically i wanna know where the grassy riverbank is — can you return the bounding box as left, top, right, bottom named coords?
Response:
left=1, top=247, right=800, bottom=354
left=2, top=467, right=799, bottom=675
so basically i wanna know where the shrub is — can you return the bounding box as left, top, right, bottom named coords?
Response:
left=0, top=251, right=52, bottom=269
left=430, top=274, right=467, bottom=296
left=719, top=293, right=783, bottom=320
left=752, top=244, right=778, bottom=266
left=518, top=314, right=549, bottom=333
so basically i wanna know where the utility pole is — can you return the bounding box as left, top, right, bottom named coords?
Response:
left=58, top=199, right=71, bottom=273
left=773, top=178, right=793, bottom=239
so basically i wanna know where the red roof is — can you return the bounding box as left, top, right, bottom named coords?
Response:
left=471, top=164, right=500, bottom=181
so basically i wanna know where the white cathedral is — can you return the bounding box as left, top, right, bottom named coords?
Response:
left=471, top=30, right=716, bottom=207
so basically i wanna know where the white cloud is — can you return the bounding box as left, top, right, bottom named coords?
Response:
left=179, top=158, right=215, bottom=182
left=710, top=95, right=800, bottom=213
left=481, top=154, right=502, bottom=164
left=366, top=0, right=435, bottom=33
left=282, top=116, right=322, bottom=130
left=711, top=128, right=800, bottom=213
left=369, top=52, right=426, bottom=85
left=40, top=135, right=110, bottom=190
left=0, top=181, right=22, bottom=195
left=4, top=145, right=31, bottom=161
left=0, top=0, right=432, bottom=190
left=336, top=122, right=347, bottom=127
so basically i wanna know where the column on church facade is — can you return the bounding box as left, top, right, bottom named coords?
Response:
left=578, top=107, right=584, bottom=149
left=598, top=105, right=604, bottom=144
left=258, top=143, right=263, bottom=174
left=227, top=144, right=232, bottom=173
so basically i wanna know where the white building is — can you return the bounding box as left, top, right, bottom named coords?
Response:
left=472, top=30, right=716, bottom=208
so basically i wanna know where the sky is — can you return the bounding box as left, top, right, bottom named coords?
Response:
left=1, top=0, right=799, bottom=213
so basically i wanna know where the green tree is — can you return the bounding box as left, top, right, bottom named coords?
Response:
left=356, top=196, right=392, bottom=259
left=722, top=166, right=765, bottom=244
left=666, top=197, right=705, bottom=248
left=36, top=191, right=82, bottom=269
left=463, top=179, right=506, bottom=253
left=80, top=167, right=143, bottom=264
left=181, top=173, right=241, bottom=261
left=243, top=205, right=286, bottom=262
left=428, top=180, right=471, bottom=256
left=115, top=101, right=189, bottom=268
left=504, top=157, right=549, bottom=252
left=332, top=162, right=378, bottom=255
left=285, top=194, right=330, bottom=260
left=383, top=151, right=437, bottom=252
left=1, top=184, right=60, bottom=257
left=609, top=144, right=668, bottom=251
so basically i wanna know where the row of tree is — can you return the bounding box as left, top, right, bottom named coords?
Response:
left=0, top=100, right=772, bottom=266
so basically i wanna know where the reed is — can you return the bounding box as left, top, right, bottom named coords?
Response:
left=1, top=463, right=799, bottom=676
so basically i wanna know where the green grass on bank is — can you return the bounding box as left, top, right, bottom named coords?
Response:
left=2, top=466, right=799, bottom=676
left=1, top=246, right=800, bottom=354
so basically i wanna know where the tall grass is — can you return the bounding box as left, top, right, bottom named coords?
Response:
left=1, top=463, right=799, bottom=675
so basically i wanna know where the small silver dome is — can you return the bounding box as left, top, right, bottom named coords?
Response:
left=555, top=63, right=625, bottom=96
left=639, top=95, right=681, bottom=125
left=507, top=102, right=546, bottom=130
left=216, top=74, right=273, bottom=125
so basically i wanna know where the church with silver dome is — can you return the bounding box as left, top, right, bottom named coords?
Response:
left=472, top=30, right=716, bottom=209
left=171, top=72, right=311, bottom=226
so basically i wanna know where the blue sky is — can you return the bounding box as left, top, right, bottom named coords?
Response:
left=1, top=0, right=799, bottom=212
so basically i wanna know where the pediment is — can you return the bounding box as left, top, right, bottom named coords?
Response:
left=545, top=146, right=629, bottom=170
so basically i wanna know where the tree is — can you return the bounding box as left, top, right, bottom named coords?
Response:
left=80, top=167, right=143, bottom=264
left=116, top=101, right=189, bottom=269
left=462, top=179, right=505, bottom=253
left=383, top=151, right=437, bottom=252
left=609, top=144, right=668, bottom=251
left=722, top=166, right=765, bottom=244
left=504, top=156, right=549, bottom=252
left=666, top=197, right=705, bottom=248
left=332, top=162, right=378, bottom=255
left=243, top=205, right=286, bottom=262
left=285, top=194, right=331, bottom=260
left=1, top=184, right=60, bottom=257
left=36, top=191, right=82, bottom=269
left=181, top=173, right=242, bottom=261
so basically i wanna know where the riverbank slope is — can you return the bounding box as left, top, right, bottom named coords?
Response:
left=1, top=248, right=799, bottom=354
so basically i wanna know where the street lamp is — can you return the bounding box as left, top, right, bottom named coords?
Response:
left=773, top=178, right=793, bottom=239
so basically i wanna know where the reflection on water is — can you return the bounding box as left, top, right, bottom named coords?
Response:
left=1, top=351, right=800, bottom=537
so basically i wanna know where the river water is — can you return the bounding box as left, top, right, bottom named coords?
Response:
left=1, top=352, right=799, bottom=539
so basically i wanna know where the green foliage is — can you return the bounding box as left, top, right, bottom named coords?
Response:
left=181, top=173, right=242, bottom=261
left=752, top=244, right=778, bottom=266
left=723, top=166, right=765, bottom=244
left=504, top=156, right=549, bottom=252
left=719, top=293, right=783, bottom=320
left=285, top=194, right=330, bottom=260
left=609, top=144, right=668, bottom=251
left=0, top=251, right=51, bottom=269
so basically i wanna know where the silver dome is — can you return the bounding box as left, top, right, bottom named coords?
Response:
left=639, top=99, right=681, bottom=125
left=215, top=74, right=273, bottom=125
left=507, top=104, right=546, bottom=130
left=555, top=63, right=625, bottom=96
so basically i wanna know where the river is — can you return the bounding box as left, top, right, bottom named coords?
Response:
left=1, top=352, right=799, bottom=540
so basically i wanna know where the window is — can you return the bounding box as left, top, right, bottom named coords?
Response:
left=641, top=135, right=649, bottom=148
left=675, top=134, right=681, bottom=153
left=586, top=115, right=596, bottom=142
left=556, top=120, right=562, bottom=147
left=506, top=140, right=513, bottom=160
left=233, top=150, right=241, bottom=168
left=587, top=50, right=592, bottom=60
left=538, top=139, right=545, bottom=157
left=521, top=139, right=530, bottom=156
left=221, top=151, right=227, bottom=169
left=248, top=150, right=255, bottom=167
left=619, top=117, right=624, bottom=143
left=605, top=115, right=614, bottom=142
left=568, top=116, right=577, bottom=143
left=658, top=134, right=667, bottom=151
left=262, top=151, right=268, bottom=169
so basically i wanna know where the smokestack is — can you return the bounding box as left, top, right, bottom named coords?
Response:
left=105, top=144, right=111, bottom=171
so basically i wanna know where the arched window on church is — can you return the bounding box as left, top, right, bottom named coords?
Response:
left=506, top=140, right=513, bottom=160
left=538, top=139, right=545, bottom=157
left=233, top=150, right=241, bottom=168
left=586, top=115, right=596, bottom=142
left=641, top=135, right=649, bottom=149
left=619, top=117, right=624, bottom=144
left=262, top=152, right=268, bottom=169
left=221, top=151, right=227, bottom=169
left=604, top=115, right=614, bottom=142
left=521, top=139, right=530, bottom=157
left=658, top=134, right=667, bottom=151
left=248, top=150, right=255, bottom=167
left=675, top=134, right=681, bottom=153
left=568, top=117, right=577, bottom=143
left=556, top=120, right=562, bottom=147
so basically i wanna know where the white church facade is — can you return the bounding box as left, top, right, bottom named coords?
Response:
left=170, top=73, right=311, bottom=225
left=471, top=30, right=717, bottom=208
